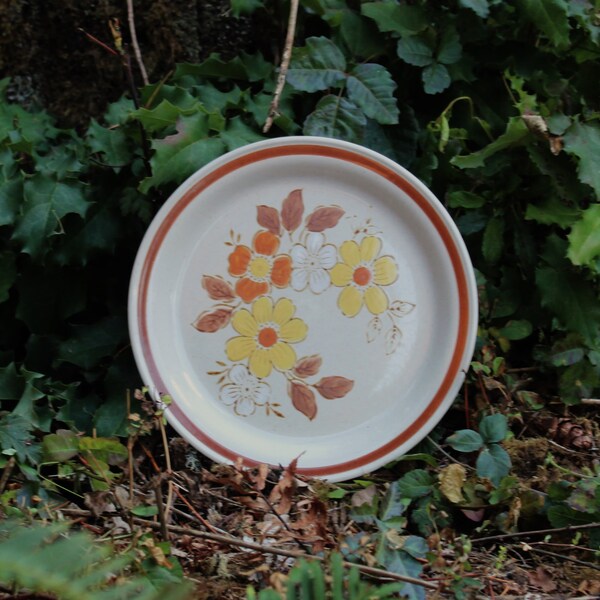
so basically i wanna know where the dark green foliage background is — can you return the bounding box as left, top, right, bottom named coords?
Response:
left=0, top=0, right=599, bottom=477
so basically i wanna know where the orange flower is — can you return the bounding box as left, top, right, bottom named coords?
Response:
left=228, top=231, right=292, bottom=302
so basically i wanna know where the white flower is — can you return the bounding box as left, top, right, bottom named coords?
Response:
left=219, top=365, right=271, bottom=416
left=290, top=233, right=337, bottom=294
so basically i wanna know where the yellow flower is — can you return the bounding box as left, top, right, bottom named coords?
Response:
left=330, top=237, right=398, bottom=317
left=226, top=297, right=308, bottom=378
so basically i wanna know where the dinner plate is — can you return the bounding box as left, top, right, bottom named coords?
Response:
left=129, top=136, right=478, bottom=482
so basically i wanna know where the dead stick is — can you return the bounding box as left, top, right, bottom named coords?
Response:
left=153, top=477, right=169, bottom=541
left=472, top=521, right=600, bottom=544
left=0, top=456, right=15, bottom=494
left=126, top=0, right=149, bottom=85
left=263, top=0, right=299, bottom=133
left=526, top=546, right=600, bottom=571
left=132, top=518, right=438, bottom=590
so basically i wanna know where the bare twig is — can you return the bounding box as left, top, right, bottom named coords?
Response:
left=126, top=390, right=134, bottom=505
left=581, top=398, right=600, bottom=405
left=0, top=456, right=15, bottom=495
left=153, top=476, right=169, bottom=541
left=263, top=0, right=299, bottom=133
left=133, top=518, right=439, bottom=590
left=526, top=546, right=600, bottom=571
left=158, top=418, right=174, bottom=524
left=126, top=0, right=149, bottom=85
left=472, top=522, right=600, bottom=544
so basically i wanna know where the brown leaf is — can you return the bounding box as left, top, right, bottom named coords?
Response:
left=202, top=275, right=235, bottom=302
left=305, top=206, right=344, bottom=232
left=438, top=464, right=466, bottom=504
left=289, top=380, right=317, bottom=420
left=314, top=376, right=354, bottom=399
left=281, top=189, right=304, bottom=232
left=293, top=355, right=322, bottom=378
left=528, top=567, right=557, bottom=593
left=268, top=456, right=299, bottom=515
left=256, top=205, right=281, bottom=235
left=192, top=307, right=233, bottom=332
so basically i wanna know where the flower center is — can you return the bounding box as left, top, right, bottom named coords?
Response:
left=353, top=266, right=372, bottom=286
left=258, top=327, right=278, bottom=348
left=249, top=257, right=271, bottom=279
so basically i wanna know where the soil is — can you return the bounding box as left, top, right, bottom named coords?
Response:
left=0, top=0, right=273, bottom=128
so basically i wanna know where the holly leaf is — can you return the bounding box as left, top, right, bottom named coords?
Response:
left=0, top=177, right=22, bottom=227
left=139, top=115, right=226, bottom=194
left=347, top=64, right=399, bottom=125
left=517, top=0, right=570, bottom=49
left=220, top=116, right=266, bottom=151
left=87, top=120, right=132, bottom=167
left=231, top=0, right=264, bottom=17
left=0, top=413, right=40, bottom=464
left=563, top=121, right=600, bottom=199
left=525, top=196, right=580, bottom=228
left=0, top=251, right=16, bottom=303
left=131, top=99, right=198, bottom=133
left=567, top=204, right=600, bottom=267
left=303, top=96, right=366, bottom=143
left=287, top=37, right=347, bottom=92
left=12, top=176, right=90, bottom=259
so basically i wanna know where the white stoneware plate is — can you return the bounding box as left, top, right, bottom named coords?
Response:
left=129, top=136, right=478, bottom=482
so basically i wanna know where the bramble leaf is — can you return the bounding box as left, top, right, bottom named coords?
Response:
left=362, top=3, right=428, bottom=36
left=476, top=444, right=511, bottom=486
left=397, top=36, right=434, bottom=67
left=347, top=64, right=399, bottom=124
left=287, top=37, right=347, bottom=92
left=422, top=63, right=451, bottom=94
left=479, top=414, right=508, bottom=444
left=447, top=429, right=484, bottom=452
left=303, top=95, right=366, bottom=142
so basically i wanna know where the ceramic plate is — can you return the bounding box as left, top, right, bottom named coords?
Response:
left=129, top=137, right=478, bottom=482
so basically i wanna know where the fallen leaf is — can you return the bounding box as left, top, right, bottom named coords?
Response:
left=268, top=457, right=299, bottom=515
left=528, top=566, right=557, bottom=593
left=439, top=464, right=466, bottom=504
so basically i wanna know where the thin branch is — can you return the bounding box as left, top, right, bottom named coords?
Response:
left=126, top=0, right=149, bottom=85
left=526, top=546, right=600, bottom=571
left=0, top=456, right=15, bottom=495
left=263, top=0, right=299, bottom=133
left=153, top=476, right=169, bottom=541
left=472, top=522, right=600, bottom=544
left=158, top=418, right=174, bottom=525
left=132, top=518, right=439, bottom=590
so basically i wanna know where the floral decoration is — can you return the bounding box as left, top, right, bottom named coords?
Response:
left=193, top=189, right=415, bottom=420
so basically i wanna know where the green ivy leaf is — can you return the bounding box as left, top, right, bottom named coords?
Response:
left=563, top=121, right=600, bottom=198
left=422, top=63, right=451, bottom=94
left=479, top=414, right=508, bottom=444
left=517, top=0, right=570, bottom=49
left=547, top=505, right=599, bottom=528
left=12, top=176, right=90, bottom=259
left=459, top=0, right=490, bottom=18
left=287, top=37, right=347, bottom=92
left=303, top=95, right=366, bottom=143
left=476, top=444, right=511, bottom=486
left=78, top=436, right=128, bottom=465
left=567, top=204, right=600, bottom=268
left=451, top=117, right=530, bottom=169
left=346, top=64, right=399, bottom=125
left=139, top=115, right=226, bottom=194
left=446, top=429, right=484, bottom=452
left=0, top=177, right=22, bottom=227
left=361, top=3, right=428, bottom=36
left=42, top=431, right=80, bottom=462
left=56, top=316, right=126, bottom=371
left=397, top=36, right=434, bottom=67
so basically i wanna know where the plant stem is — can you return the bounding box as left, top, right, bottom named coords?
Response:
left=472, top=522, right=600, bottom=544
left=126, top=0, right=149, bottom=85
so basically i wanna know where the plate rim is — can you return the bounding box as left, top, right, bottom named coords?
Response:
left=128, top=135, right=478, bottom=481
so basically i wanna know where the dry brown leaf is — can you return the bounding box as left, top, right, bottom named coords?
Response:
left=527, top=566, right=557, bottom=593
left=439, top=464, right=466, bottom=504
